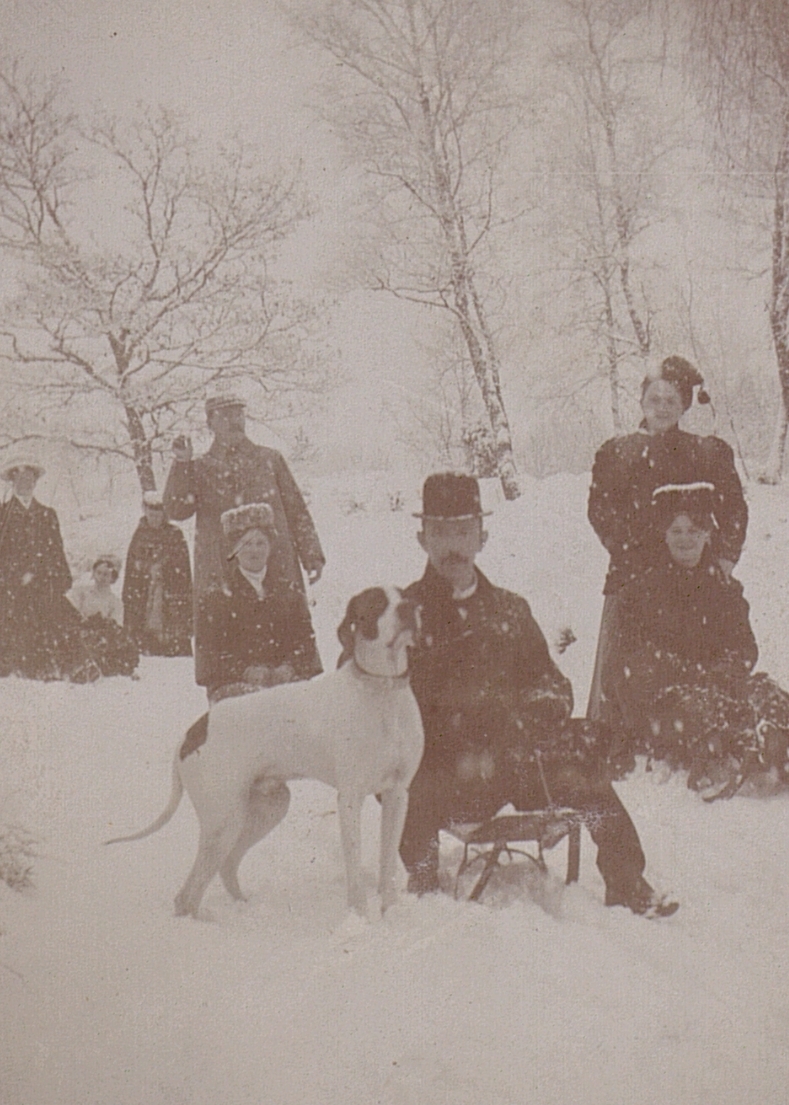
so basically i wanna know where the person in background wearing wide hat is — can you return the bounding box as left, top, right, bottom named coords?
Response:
left=587, top=355, right=748, bottom=725
left=399, top=472, right=678, bottom=917
left=608, top=482, right=789, bottom=800
left=196, top=502, right=322, bottom=703
left=69, top=554, right=139, bottom=678
left=163, top=391, right=325, bottom=682
left=0, top=457, right=94, bottom=681
left=122, top=491, right=193, bottom=657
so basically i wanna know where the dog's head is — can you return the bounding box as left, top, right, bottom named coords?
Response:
left=337, top=586, right=420, bottom=673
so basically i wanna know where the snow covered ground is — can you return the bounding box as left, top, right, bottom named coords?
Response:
left=2, top=470, right=789, bottom=1105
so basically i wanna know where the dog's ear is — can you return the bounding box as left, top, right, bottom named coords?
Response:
left=337, top=587, right=390, bottom=664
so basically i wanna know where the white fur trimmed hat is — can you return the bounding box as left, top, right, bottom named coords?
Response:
left=0, top=455, right=45, bottom=482
left=221, top=502, right=276, bottom=545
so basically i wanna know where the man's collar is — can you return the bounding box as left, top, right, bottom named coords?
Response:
left=12, top=494, right=34, bottom=509
left=452, top=575, right=478, bottom=601
left=208, top=435, right=254, bottom=457
left=418, top=561, right=490, bottom=599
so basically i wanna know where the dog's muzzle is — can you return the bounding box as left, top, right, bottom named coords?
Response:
left=394, top=595, right=421, bottom=646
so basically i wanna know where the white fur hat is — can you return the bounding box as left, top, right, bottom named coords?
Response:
left=221, top=503, right=276, bottom=557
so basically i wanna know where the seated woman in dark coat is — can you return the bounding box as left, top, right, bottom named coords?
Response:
left=195, top=502, right=322, bottom=702
left=608, top=482, right=789, bottom=799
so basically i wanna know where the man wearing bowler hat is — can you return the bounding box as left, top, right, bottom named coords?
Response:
left=163, top=391, right=325, bottom=680
left=400, top=472, right=678, bottom=917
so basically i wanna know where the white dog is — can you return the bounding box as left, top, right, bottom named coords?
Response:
left=107, top=586, right=424, bottom=919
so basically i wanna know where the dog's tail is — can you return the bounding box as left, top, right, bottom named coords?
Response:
left=104, top=750, right=184, bottom=845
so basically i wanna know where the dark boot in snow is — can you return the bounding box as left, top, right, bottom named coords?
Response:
left=605, top=876, right=679, bottom=919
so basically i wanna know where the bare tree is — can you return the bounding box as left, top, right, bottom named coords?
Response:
left=383, top=319, right=485, bottom=469
left=287, top=0, right=526, bottom=498
left=0, top=60, right=320, bottom=492
left=550, top=0, right=669, bottom=431
left=685, top=0, right=789, bottom=481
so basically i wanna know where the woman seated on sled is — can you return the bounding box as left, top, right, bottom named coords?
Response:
left=607, top=482, right=789, bottom=800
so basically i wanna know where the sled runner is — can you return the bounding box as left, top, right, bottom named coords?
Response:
left=448, top=808, right=584, bottom=902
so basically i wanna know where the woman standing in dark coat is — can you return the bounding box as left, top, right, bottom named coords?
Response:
left=587, top=356, right=748, bottom=721
left=196, top=502, right=322, bottom=702
left=0, top=457, right=91, bottom=681
left=122, top=492, right=193, bottom=657
left=608, top=483, right=789, bottom=799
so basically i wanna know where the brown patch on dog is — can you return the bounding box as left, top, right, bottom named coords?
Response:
left=336, top=586, right=390, bottom=668
left=180, top=713, right=209, bottom=761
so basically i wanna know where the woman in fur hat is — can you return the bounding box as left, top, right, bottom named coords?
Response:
left=587, top=356, right=748, bottom=724
left=607, top=483, right=789, bottom=800
left=196, top=502, right=322, bottom=702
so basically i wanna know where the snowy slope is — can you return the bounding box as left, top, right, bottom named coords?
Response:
left=2, top=471, right=789, bottom=1105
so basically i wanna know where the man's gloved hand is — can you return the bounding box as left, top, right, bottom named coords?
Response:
left=521, top=682, right=572, bottom=729
left=456, top=749, right=496, bottom=783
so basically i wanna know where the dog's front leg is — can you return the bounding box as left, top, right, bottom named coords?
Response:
left=336, top=790, right=367, bottom=917
left=379, top=784, right=409, bottom=913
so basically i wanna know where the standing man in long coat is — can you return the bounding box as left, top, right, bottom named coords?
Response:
left=163, top=393, right=325, bottom=677
left=0, top=457, right=87, bottom=680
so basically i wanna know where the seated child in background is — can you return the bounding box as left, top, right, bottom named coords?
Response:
left=69, top=554, right=124, bottom=624
left=69, top=554, right=139, bottom=678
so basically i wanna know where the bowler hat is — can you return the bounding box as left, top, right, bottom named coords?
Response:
left=413, top=472, right=491, bottom=520
left=0, top=456, right=45, bottom=482
left=205, top=392, right=246, bottom=418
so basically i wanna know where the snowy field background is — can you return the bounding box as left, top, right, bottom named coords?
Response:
left=2, top=470, right=789, bottom=1105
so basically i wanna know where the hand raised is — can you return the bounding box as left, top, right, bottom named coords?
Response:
left=171, top=435, right=193, bottom=463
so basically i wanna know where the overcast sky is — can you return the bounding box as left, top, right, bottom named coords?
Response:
left=0, top=1, right=427, bottom=468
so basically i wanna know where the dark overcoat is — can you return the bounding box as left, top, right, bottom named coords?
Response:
left=122, top=518, right=193, bottom=656
left=0, top=496, right=81, bottom=678
left=588, top=426, right=748, bottom=595
left=399, top=564, right=647, bottom=897
left=195, top=564, right=322, bottom=698
left=163, top=436, right=324, bottom=602
left=611, top=552, right=758, bottom=725
left=403, top=565, right=573, bottom=780
left=608, top=552, right=789, bottom=782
